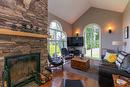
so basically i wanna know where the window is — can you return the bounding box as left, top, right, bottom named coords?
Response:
left=48, top=21, right=67, bottom=57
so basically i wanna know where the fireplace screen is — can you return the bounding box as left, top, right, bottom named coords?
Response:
left=4, top=53, right=41, bottom=87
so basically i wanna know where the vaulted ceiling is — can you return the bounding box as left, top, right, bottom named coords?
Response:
left=48, top=0, right=129, bottom=24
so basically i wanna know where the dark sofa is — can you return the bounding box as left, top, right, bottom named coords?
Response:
left=99, top=50, right=130, bottom=87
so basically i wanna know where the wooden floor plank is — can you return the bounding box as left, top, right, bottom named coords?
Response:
left=41, top=70, right=100, bottom=87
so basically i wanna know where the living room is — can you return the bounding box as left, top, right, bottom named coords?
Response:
left=0, top=0, right=130, bottom=87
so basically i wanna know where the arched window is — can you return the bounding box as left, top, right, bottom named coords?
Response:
left=48, top=21, right=67, bottom=57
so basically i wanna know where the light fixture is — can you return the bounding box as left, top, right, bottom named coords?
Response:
left=108, top=27, right=112, bottom=34
left=76, top=32, right=79, bottom=37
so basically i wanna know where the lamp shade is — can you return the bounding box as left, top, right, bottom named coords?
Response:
left=112, top=41, right=126, bottom=46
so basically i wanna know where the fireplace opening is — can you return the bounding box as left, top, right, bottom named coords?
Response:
left=4, top=53, right=41, bottom=87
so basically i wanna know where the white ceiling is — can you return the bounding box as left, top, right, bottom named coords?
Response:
left=48, top=0, right=129, bottom=24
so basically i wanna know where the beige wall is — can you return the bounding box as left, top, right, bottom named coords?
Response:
left=123, top=1, right=130, bottom=53
left=48, top=12, right=72, bottom=37
left=72, top=7, right=123, bottom=50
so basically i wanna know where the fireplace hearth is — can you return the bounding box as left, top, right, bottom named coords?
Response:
left=4, top=53, right=41, bottom=87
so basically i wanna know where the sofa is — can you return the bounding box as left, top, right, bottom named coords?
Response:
left=99, top=49, right=130, bottom=87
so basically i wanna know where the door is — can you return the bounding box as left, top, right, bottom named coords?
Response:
left=84, top=24, right=101, bottom=60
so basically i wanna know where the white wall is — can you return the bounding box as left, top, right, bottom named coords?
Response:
left=123, top=1, right=130, bottom=53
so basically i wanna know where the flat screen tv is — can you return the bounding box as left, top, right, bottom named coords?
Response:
left=67, top=37, right=83, bottom=47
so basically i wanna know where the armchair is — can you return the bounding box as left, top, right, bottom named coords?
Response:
left=61, top=48, right=74, bottom=60
left=48, top=55, right=64, bottom=70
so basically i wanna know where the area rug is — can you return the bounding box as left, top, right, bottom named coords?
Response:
left=63, top=59, right=100, bottom=80
left=62, top=79, right=84, bottom=87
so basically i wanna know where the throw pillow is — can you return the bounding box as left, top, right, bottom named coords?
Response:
left=116, top=53, right=126, bottom=69
left=117, top=54, right=125, bottom=63
left=116, top=61, right=121, bottom=68
left=118, top=54, right=125, bottom=60
left=104, top=52, right=117, bottom=63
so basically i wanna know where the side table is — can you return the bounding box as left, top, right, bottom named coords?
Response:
left=113, top=74, right=130, bottom=87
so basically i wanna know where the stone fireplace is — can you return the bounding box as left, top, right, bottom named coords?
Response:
left=4, top=53, right=41, bottom=87
left=0, top=0, right=50, bottom=86
left=0, top=37, right=51, bottom=87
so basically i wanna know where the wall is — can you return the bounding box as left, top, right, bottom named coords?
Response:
left=72, top=7, right=123, bottom=50
left=48, top=12, right=72, bottom=37
left=0, top=0, right=51, bottom=86
left=123, top=1, right=130, bottom=53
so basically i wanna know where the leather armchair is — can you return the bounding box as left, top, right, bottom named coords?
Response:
left=61, top=48, right=74, bottom=60
left=48, top=55, right=64, bottom=70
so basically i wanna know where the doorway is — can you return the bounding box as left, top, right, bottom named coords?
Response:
left=83, top=24, right=101, bottom=60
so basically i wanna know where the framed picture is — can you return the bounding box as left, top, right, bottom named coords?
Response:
left=124, top=26, right=129, bottom=39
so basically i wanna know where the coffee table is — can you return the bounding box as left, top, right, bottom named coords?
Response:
left=71, top=57, right=90, bottom=71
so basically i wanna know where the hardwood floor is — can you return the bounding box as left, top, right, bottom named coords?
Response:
left=41, top=70, right=100, bottom=87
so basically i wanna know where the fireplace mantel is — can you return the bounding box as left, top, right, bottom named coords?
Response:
left=0, top=28, right=49, bottom=39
